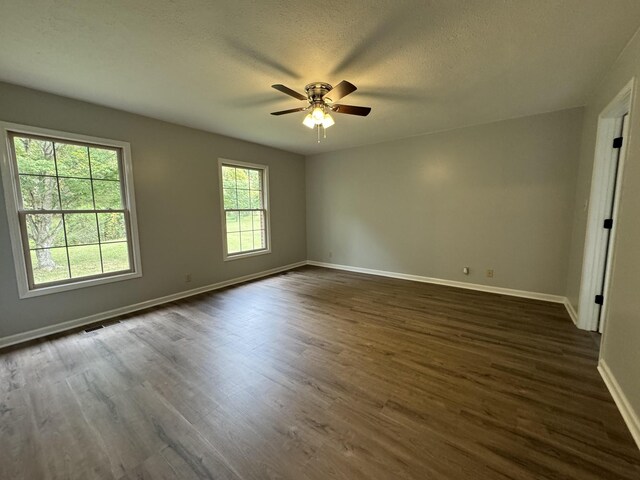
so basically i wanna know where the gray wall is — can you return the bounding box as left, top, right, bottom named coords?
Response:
left=566, top=31, right=640, bottom=425
left=0, top=82, right=306, bottom=339
left=306, top=108, right=584, bottom=295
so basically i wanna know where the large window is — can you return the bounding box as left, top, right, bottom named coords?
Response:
left=0, top=123, right=142, bottom=298
left=219, top=159, right=270, bottom=260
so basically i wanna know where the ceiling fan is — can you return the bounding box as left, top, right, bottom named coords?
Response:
left=270, top=81, right=371, bottom=139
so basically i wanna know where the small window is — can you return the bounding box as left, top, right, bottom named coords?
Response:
left=0, top=123, right=142, bottom=298
left=219, top=159, right=270, bottom=260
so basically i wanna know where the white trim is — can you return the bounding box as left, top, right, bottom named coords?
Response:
left=309, top=261, right=578, bottom=322
left=598, top=360, right=640, bottom=451
left=597, top=111, right=629, bottom=334
left=564, top=299, right=579, bottom=326
left=223, top=248, right=272, bottom=261
left=121, top=140, right=143, bottom=283
left=307, top=261, right=566, bottom=304
left=0, top=121, right=143, bottom=298
left=217, top=158, right=271, bottom=261
left=0, top=124, right=31, bottom=297
left=578, top=79, right=635, bottom=331
left=18, top=270, right=142, bottom=298
left=0, top=260, right=306, bottom=350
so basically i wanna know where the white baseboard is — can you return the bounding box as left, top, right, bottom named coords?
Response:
left=307, top=260, right=566, bottom=304
left=0, top=260, right=307, bottom=349
left=6, top=258, right=636, bottom=452
left=564, top=299, right=579, bottom=325
left=0, top=259, right=580, bottom=349
left=598, top=360, right=640, bottom=451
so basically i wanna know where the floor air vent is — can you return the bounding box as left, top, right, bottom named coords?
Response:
left=83, top=320, right=121, bottom=334
left=84, top=325, right=105, bottom=333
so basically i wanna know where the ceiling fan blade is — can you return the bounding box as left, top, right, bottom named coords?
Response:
left=270, top=107, right=307, bottom=116
left=323, top=80, right=357, bottom=103
left=331, top=104, right=371, bottom=116
left=271, top=84, right=307, bottom=101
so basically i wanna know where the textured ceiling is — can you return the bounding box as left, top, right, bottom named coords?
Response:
left=1, top=0, right=640, bottom=155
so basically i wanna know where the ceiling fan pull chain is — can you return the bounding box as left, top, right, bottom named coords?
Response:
left=317, top=124, right=320, bottom=143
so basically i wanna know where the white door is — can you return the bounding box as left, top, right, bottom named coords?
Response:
left=596, top=114, right=629, bottom=333
left=577, top=79, right=634, bottom=332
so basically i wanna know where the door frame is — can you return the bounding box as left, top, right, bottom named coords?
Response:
left=577, top=78, right=635, bottom=331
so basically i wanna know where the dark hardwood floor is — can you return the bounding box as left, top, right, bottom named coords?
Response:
left=1, top=266, right=639, bottom=479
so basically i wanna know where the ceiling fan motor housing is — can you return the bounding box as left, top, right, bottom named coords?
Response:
left=305, top=82, right=333, bottom=105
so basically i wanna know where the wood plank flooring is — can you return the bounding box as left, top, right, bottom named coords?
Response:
left=1, top=265, right=639, bottom=479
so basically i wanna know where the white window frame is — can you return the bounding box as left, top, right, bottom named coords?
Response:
left=218, top=158, right=271, bottom=261
left=0, top=122, right=143, bottom=298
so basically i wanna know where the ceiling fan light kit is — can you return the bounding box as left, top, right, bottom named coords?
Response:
left=302, top=113, right=316, bottom=129
left=271, top=80, right=371, bottom=142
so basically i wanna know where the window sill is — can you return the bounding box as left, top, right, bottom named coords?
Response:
left=19, top=270, right=142, bottom=299
left=223, top=249, right=271, bottom=262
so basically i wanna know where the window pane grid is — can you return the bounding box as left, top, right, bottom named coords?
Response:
left=224, top=208, right=264, bottom=212
left=87, top=145, right=105, bottom=274
left=29, top=239, right=128, bottom=250
left=22, top=212, right=131, bottom=286
left=225, top=208, right=266, bottom=253
left=11, top=133, right=132, bottom=287
left=51, top=140, right=73, bottom=279
left=18, top=173, right=120, bottom=182
left=221, top=164, right=267, bottom=256
left=19, top=209, right=126, bottom=214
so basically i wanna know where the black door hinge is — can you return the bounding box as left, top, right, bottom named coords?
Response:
left=603, top=218, right=613, bottom=229
left=595, top=295, right=604, bottom=305
left=613, top=137, right=623, bottom=149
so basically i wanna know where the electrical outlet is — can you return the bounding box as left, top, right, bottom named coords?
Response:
left=486, top=269, right=494, bottom=278
left=463, top=267, right=469, bottom=275
left=185, top=273, right=192, bottom=283
left=328, top=251, right=333, bottom=260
